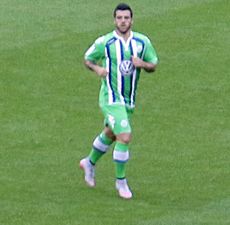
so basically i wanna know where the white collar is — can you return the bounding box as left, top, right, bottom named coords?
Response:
left=113, top=30, right=133, bottom=51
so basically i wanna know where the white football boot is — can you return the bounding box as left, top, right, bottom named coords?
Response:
left=115, top=178, right=133, bottom=199
left=79, top=158, right=96, bottom=187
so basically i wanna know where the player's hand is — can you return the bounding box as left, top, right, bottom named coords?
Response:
left=95, top=66, right=108, bottom=77
left=84, top=60, right=108, bottom=77
left=131, top=56, right=144, bottom=68
left=131, top=56, right=156, bottom=72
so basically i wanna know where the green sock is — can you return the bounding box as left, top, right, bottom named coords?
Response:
left=100, top=132, right=114, bottom=145
left=89, top=149, right=104, bottom=165
left=114, top=142, right=129, bottom=179
left=116, top=162, right=126, bottom=179
left=89, top=132, right=113, bottom=165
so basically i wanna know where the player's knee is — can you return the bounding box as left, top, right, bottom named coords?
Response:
left=116, top=133, right=132, bottom=144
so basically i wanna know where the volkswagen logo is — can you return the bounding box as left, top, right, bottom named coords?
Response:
left=119, top=60, right=135, bottom=76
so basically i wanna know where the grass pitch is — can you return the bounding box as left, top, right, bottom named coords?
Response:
left=0, top=0, right=230, bottom=225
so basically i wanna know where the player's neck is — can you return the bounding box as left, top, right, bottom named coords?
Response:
left=115, top=29, right=131, bottom=42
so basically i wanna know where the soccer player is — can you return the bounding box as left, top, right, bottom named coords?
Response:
left=80, top=3, right=158, bottom=199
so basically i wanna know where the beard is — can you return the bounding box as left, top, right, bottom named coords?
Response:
left=116, top=23, right=132, bottom=34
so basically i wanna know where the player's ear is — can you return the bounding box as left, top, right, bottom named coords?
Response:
left=114, top=17, right=117, bottom=26
left=131, top=18, right=133, bottom=25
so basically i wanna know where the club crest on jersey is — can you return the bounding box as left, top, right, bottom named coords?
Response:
left=137, top=45, right=143, bottom=53
left=119, top=60, right=135, bottom=76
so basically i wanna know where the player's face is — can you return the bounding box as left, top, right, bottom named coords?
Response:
left=114, top=10, right=133, bottom=35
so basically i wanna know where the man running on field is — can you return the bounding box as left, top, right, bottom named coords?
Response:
left=80, top=3, right=158, bottom=199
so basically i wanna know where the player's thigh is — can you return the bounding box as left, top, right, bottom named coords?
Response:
left=101, top=105, right=132, bottom=135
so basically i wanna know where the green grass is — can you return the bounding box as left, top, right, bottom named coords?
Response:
left=1, top=0, right=230, bottom=224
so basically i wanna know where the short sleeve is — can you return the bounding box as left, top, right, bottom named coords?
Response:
left=143, top=37, right=158, bottom=64
left=84, top=36, right=105, bottom=62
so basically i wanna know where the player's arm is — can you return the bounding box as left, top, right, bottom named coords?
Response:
left=134, top=36, right=158, bottom=73
left=84, top=36, right=107, bottom=77
left=131, top=56, right=157, bottom=72
left=84, top=60, right=108, bottom=77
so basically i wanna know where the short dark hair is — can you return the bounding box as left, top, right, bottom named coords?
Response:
left=113, top=3, right=133, bottom=18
